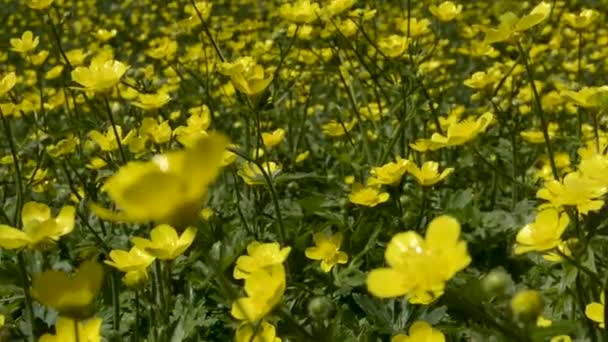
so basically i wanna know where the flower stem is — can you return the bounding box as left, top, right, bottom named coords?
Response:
left=0, top=107, right=23, bottom=226
left=103, top=95, right=127, bottom=164
left=17, top=252, right=35, bottom=342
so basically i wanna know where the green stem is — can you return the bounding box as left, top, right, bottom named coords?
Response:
left=17, top=252, right=35, bottom=342
left=0, top=107, right=23, bottom=226
left=516, top=41, right=558, bottom=180
left=74, top=319, right=80, bottom=342
left=111, top=272, right=121, bottom=336
left=134, top=291, right=140, bottom=342
left=103, top=95, right=127, bottom=164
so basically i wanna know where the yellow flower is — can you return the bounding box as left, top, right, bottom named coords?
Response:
left=31, top=260, right=104, bottom=319
left=536, top=171, right=606, bottom=215
left=104, top=246, right=155, bottom=272
left=560, top=86, right=608, bottom=109
left=407, top=161, right=454, bottom=186
left=140, top=117, right=172, bottom=144
left=367, top=216, right=470, bottom=303
left=93, top=133, right=227, bottom=227
left=122, top=269, right=149, bottom=289
left=10, top=31, right=39, bottom=54
left=321, top=119, right=357, bottom=137
left=463, top=71, right=500, bottom=90
left=131, top=225, right=197, bottom=260
left=378, top=35, right=408, bottom=58
left=585, top=295, right=605, bottom=328
left=305, top=231, right=348, bottom=272
left=563, top=9, right=599, bottom=30
left=39, top=317, right=102, bottom=342
left=231, top=264, right=286, bottom=322
left=174, top=114, right=210, bottom=147
left=550, top=336, right=572, bottom=342
left=0, top=72, right=17, bottom=97
left=262, top=128, right=286, bottom=148
left=71, top=59, right=129, bottom=92
left=235, top=321, right=281, bottom=342
left=368, top=158, right=409, bottom=186
left=429, top=1, right=462, bottom=22
left=0, top=202, right=75, bottom=250
left=238, top=161, right=281, bottom=186
left=92, top=28, right=117, bottom=42
left=220, top=57, right=273, bottom=96
left=430, top=112, right=494, bottom=149
left=391, top=321, right=445, bottom=342
left=520, top=123, right=558, bottom=144
left=279, top=0, right=320, bottom=24
left=234, top=241, right=291, bottom=279
left=511, top=289, right=544, bottom=321
left=26, top=0, right=54, bottom=10
left=131, top=92, right=172, bottom=110
left=514, top=209, right=569, bottom=255
left=348, top=183, right=390, bottom=207
left=295, top=151, right=310, bottom=163
left=484, top=2, right=551, bottom=44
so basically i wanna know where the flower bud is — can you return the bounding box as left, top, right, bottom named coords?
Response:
left=511, top=289, right=544, bottom=322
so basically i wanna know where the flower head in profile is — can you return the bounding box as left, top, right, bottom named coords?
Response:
left=236, top=321, right=281, bottom=342
left=392, top=321, right=445, bottom=342
left=348, top=183, right=390, bottom=207
left=262, top=128, right=286, bottom=148
left=536, top=171, right=606, bottom=215
left=279, top=0, right=320, bottom=24
left=231, top=264, right=286, bottom=322
left=71, top=59, right=128, bottom=92
left=31, top=261, right=104, bottom=319
left=0, top=72, right=17, bottom=97
left=429, top=1, right=462, bottom=22
left=367, top=216, right=470, bottom=304
left=563, top=8, right=599, bottom=30
left=131, top=225, right=197, bottom=260
left=104, top=246, right=155, bottom=272
left=430, top=112, right=494, bottom=149
left=27, top=0, right=54, bottom=10
left=368, top=158, right=409, bottom=186
left=234, top=241, right=291, bottom=279
left=131, top=91, right=171, bottom=110
left=407, top=161, right=454, bottom=186
left=484, top=2, right=551, bottom=44
left=0, top=201, right=75, bottom=250
left=219, top=57, right=273, bottom=96
left=39, top=317, right=102, bottom=342
left=514, top=209, right=569, bottom=255
left=305, top=231, right=348, bottom=272
left=93, top=133, right=228, bottom=227
left=238, top=161, right=281, bottom=186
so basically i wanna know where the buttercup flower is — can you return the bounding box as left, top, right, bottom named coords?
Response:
left=367, top=216, right=470, bottom=303
left=430, top=112, right=494, bottom=149
left=514, top=209, right=569, bottom=255
left=236, top=321, right=281, bottom=342
left=131, top=224, right=197, bottom=260
left=131, top=91, right=171, bottom=110
left=262, top=128, right=286, bottom=148
left=0, top=72, right=17, bottom=97
left=279, top=0, right=320, bottom=24
left=407, top=161, right=454, bottom=186
left=93, top=133, right=227, bottom=227
left=392, top=321, right=445, bottom=342
left=305, top=231, right=348, bottom=272
left=31, top=260, right=104, bottom=319
left=238, top=161, right=281, bottom=185
left=348, top=183, right=390, bottom=207
left=71, top=59, right=128, bottom=92
left=368, top=158, right=409, bottom=186
left=0, top=201, right=75, bottom=250
left=585, top=294, right=605, bottom=328
left=10, top=31, right=39, bottom=54
left=231, top=264, right=286, bottom=322
left=484, top=2, right=551, bottom=44
left=429, top=1, right=462, bottom=22
left=234, top=241, right=291, bottom=279
left=39, top=317, right=102, bottom=342
left=220, top=57, right=273, bottom=96
left=26, top=0, right=54, bottom=10
left=104, top=246, right=155, bottom=272
left=536, top=171, right=606, bottom=215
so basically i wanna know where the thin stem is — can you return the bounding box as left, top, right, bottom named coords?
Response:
left=74, top=319, right=80, bottom=342
left=0, top=107, right=23, bottom=226
left=189, top=0, right=225, bottom=62
left=111, top=272, right=121, bottom=336
left=103, top=95, right=127, bottom=164
left=516, top=41, right=559, bottom=180
left=17, top=252, right=35, bottom=342
left=134, top=291, right=140, bottom=342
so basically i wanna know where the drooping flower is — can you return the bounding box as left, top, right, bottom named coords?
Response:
left=514, top=209, right=569, bottom=255
left=407, top=161, right=454, bottom=186
left=234, top=241, right=291, bottom=279
left=367, top=216, right=470, bottom=304
left=31, top=261, right=104, bottom=319
left=71, top=59, right=128, bottom=92
left=92, top=133, right=228, bottom=227
left=39, top=317, right=102, bottom=342
left=0, top=201, right=75, bottom=250
left=305, top=231, right=348, bottom=272
left=131, top=225, right=196, bottom=260
left=391, top=321, right=445, bottom=342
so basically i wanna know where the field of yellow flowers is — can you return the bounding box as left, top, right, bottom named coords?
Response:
left=1, top=0, right=608, bottom=341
